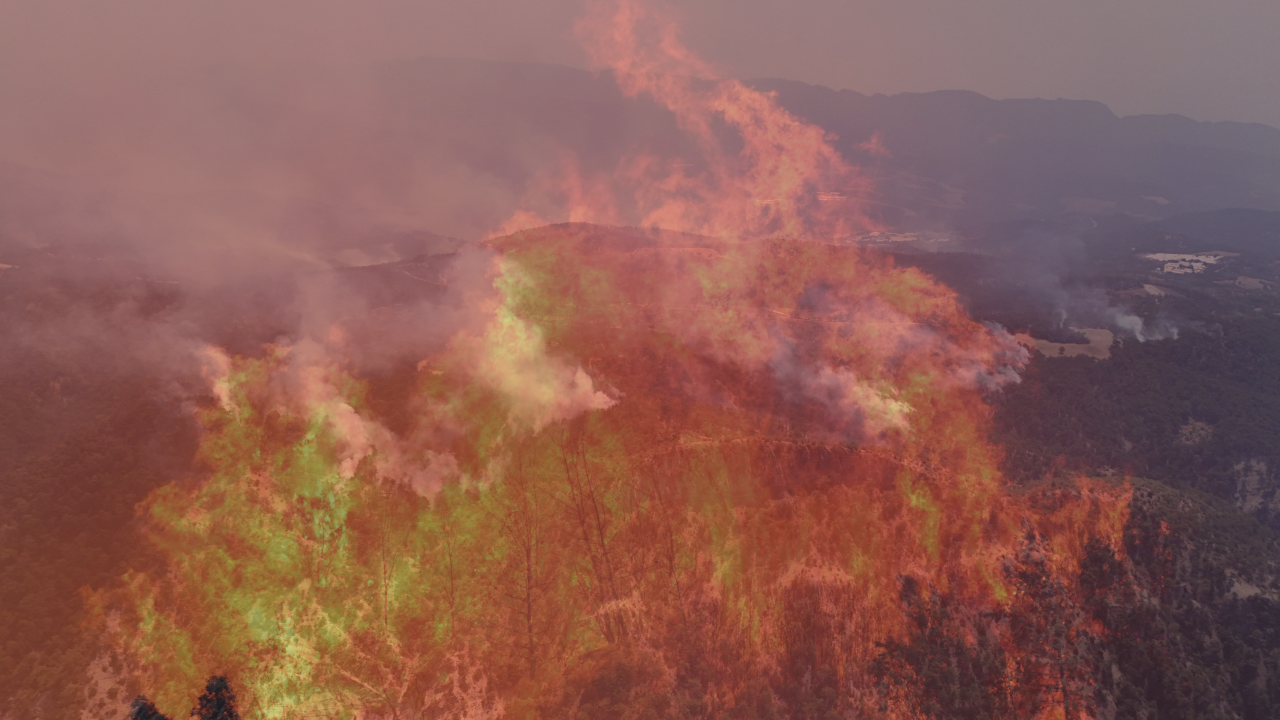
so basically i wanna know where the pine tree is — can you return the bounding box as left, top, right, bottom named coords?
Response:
left=190, top=676, right=239, bottom=720
left=128, top=696, right=173, bottom=720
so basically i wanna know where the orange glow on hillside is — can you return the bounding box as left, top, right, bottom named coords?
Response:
left=93, top=3, right=1131, bottom=719
left=98, top=228, right=1129, bottom=719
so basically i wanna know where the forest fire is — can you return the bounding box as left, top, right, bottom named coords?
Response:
left=93, top=2, right=1133, bottom=719
left=496, top=0, right=877, bottom=240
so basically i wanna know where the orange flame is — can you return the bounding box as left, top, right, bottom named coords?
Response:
left=93, top=227, right=1130, bottom=719
left=498, top=0, right=877, bottom=240
left=90, top=4, right=1132, bottom=719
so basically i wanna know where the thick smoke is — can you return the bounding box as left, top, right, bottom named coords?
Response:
left=0, top=4, right=731, bottom=406
left=960, top=220, right=1182, bottom=342
left=0, top=68, right=691, bottom=418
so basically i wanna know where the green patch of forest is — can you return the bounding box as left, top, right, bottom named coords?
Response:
left=993, top=315, right=1280, bottom=521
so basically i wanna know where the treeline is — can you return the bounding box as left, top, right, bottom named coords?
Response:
left=132, top=676, right=238, bottom=720
left=5, top=349, right=1278, bottom=719
left=94, top=347, right=1236, bottom=720
left=110, top=473, right=1280, bottom=719
left=993, top=315, right=1280, bottom=513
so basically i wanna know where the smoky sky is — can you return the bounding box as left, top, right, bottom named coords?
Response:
left=3, top=0, right=1279, bottom=133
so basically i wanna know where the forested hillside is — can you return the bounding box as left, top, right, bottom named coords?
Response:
left=3, top=56, right=1280, bottom=719
left=0, top=267, right=196, bottom=716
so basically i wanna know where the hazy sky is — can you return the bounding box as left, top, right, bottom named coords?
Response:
left=4, top=0, right=1279, bottom=128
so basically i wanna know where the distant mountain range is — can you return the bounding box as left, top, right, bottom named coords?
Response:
left=754, top=78, right=1280, bottom=225
left=4, top=57, right=1280, bottom=255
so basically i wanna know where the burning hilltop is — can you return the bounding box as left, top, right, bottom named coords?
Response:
left=95, top=224, right=1130, bottom=720
left=75, top=3, right=1136, bottom=720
